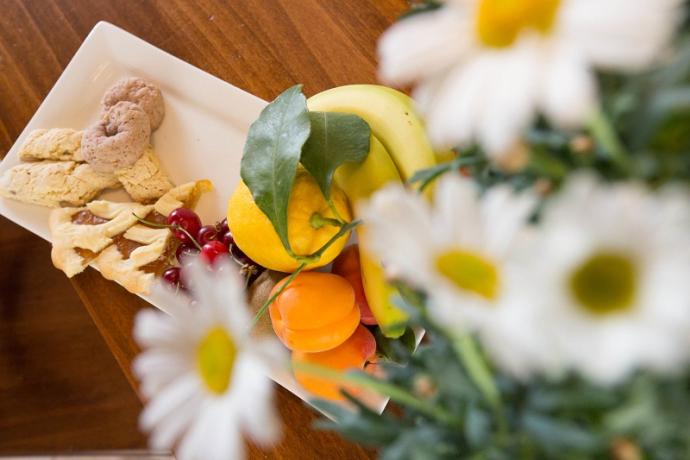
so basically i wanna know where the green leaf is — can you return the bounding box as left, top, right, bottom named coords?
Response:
left=240, top=85, right=311, bottom=253
left=375, top=327, right=416, bottom=364
left=301, top=111, right=371, bottom=199
left=407, top=153, right=484, bottom=192
left=522, top=413, right=601, bottom=453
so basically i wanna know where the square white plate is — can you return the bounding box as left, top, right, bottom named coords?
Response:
left=0, top=21, right=387, bottom=413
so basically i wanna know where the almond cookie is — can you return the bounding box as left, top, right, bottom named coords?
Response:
left=0, top=161, right=120, bottom=207
left=18, top=128, right=84, bottom=162
left=115, top=145, right=173, bottom=203
left=102, top=77, right=165, bottom=130
left=82, top=101, right=151, bottom=173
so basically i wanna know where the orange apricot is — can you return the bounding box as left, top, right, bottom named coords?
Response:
left=269, top=272, right=360, bottom=352
left=292, top=324, right=377, bottom=401
left=332, top=245, right=377, bottom=325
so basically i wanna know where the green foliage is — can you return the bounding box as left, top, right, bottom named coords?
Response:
left=318, top=307, right=690, bottom=459
left=240, top=86, right=371, bottom=258
left=241, top=85, right=311, bottom=253
left=301, top=111, right=371, bottom=199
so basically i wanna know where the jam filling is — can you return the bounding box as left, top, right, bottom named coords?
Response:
left=70, top=205, right=189, bottom=277
left=71, top=210, right=109, bottom=225
left=111, top=210, right=178, bottom=275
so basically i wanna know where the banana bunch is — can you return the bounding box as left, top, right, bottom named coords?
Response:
left=308, top=85, right=436, bottom=338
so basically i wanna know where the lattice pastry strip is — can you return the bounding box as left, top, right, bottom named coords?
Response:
left=50, top=201, right=152, bottom=277
left=90, top=180, right=213, bottom=295
left=92, top=225, right=173, bottom=295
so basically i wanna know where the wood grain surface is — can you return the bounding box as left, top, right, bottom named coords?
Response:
left=0, top=0, right=407, bottom=458
left=0, top=216, right=146, bottom=453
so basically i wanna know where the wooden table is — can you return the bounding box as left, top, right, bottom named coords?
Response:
left=0, top=0, right=407, bottom=457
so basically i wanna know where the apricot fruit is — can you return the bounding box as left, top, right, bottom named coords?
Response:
left=269, top=272, right=360, bottom=352
left=332, top=245, right=377, bottom=325
left=292, top=324, right=377, bottom=401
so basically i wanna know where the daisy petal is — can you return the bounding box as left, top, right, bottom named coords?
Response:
left=378, top=6, right=472, bottom=85
left=540, top=43, right=596, bottom=127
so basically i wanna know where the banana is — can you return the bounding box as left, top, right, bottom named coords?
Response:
left=307, top=84, right=436, bottom=182
left=333, top=134, right=408, bottom=338
left=308, top=85, right=438, bottom=338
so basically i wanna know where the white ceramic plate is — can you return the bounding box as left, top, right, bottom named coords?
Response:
left=0, top=21, right=387, bottom=413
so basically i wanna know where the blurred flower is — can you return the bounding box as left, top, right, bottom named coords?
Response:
left=524, top=174, right=690, bottom=384
left=378, top=0, right=681, bottom=159
left=133, top=258, right=285, bottom=460
left=359, top=174, right=549, bottom=377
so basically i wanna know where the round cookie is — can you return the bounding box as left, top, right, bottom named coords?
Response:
left=102, top=77, right=165, bottom=130
left=82, top=101, right=151, bottom=173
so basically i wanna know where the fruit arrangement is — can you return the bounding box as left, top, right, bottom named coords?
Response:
left=224, top=84, right=437, bottom=401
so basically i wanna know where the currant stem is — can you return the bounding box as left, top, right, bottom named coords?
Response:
left=132, top=213, right=203, bottom=250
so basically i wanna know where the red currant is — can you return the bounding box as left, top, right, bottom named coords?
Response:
left=217, top=217, right=229, bottom=234
left=176, top=243, right=200, bottom=264
left=221, top=231, right=234, bottom=248
left=167, top=208, right=201, bottom=244
left=197, top=225, right=218, bottom=245
left=231, top=243, right=256, bottom=266
left=162, top=267, right=182, bottom=287
left=201, top=240, right=229, bottom=265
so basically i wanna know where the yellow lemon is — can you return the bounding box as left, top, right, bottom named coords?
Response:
left=228, top=169, right=352, bottom=273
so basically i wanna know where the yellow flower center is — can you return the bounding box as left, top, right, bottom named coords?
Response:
left=569, top=252, right=638, bottom=315
left=435, top=249, right=500, bottom=300
left=196, top=327, right=237, bottom=394
left=475, top=0, right=561, bottom=48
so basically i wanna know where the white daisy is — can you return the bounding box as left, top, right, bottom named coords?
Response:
left=525, top=174, right=690, bottom=384
left=359, top=174, right=550, bottom=377
left=133, top=258, right=285, bottom=460
left=378, top=0, right=681, bottom=158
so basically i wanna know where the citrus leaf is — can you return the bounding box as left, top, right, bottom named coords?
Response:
left=240, top=85, right=311, bottom=253
left=301, top=111, right=370, bottom=199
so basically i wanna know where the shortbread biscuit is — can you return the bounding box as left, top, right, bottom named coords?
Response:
left=18, top=128, right=84, bottom=162
left=0, top=161, right=120, bottom=207
left=115, top=145, right=173, bottom=203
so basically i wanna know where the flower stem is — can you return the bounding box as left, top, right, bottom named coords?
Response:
left=586, top=108, right=632, bottom=174
left=454, top=335, right=509, bottom=440
left=293, top=362, right=462, bottom=428
left=251, top=262, right=307, bottom=329
left=454, top=335, right=500, bottom=408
